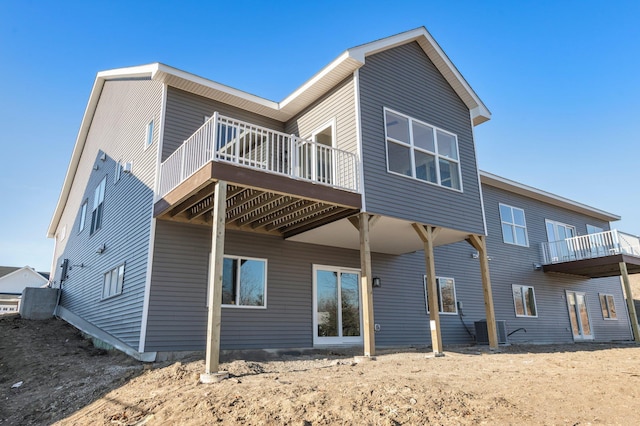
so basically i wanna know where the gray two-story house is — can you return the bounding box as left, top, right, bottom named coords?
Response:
left=48, top=27, right=639, bottom=368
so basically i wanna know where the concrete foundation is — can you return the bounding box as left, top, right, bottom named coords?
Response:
left=19, top=287, right=59, bottom=320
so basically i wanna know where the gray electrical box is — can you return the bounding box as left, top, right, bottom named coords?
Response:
left=475, top=320, right=508, bottom=345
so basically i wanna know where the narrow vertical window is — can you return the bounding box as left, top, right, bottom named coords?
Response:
left=145, top=120, right=154, bottom=149
left=114, top=160, right=122, bottom=183
left=78, top=201, right=88, bottom=233
left=90, top=177, right=106, bottom=235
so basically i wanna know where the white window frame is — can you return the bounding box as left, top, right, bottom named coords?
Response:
left=499, top=203, right=529, bottom=247
left=144, top=119, right=154, bottom=150
left=114, top=160, right=122, bottom=183
left=423, top=276, right=458, bottom=315
left=598, top=293, right=618, bottom=320
left=78, top=200, right=88, bottom=233
left=512, top=284, right=538, bottom=318
left=384, top=107, right=462, bottom=191
left=90, top=177, right=106, bottom=235
left=102, top=263, right=125, bottom=299
left=221, top=255, right=267, bottom=309
left=545, top=219, right=576, bottom=242
left=312, top=264, right=363, bottom=345
left=587, top=224, right=604, bottom=235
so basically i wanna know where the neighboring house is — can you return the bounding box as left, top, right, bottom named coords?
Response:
left=47, top=27, right=640, bottom=364
left=0, top=266, right=50, bottom=314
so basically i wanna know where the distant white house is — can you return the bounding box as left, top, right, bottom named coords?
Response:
left=0, top=266, right=49, bottom=314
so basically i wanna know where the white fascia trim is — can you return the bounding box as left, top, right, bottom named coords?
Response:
left=480, top=171, right=620, bottom=222
left=279, top=51, right=361, bottom=110
left=153, top=63, right=279, bottom=110
left=348, top=27, right=491, bottom=126
left=47, top=64, right=160, bottom=238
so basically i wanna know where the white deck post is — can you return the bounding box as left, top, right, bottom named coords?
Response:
left=201, top=180, right=228, bottom=383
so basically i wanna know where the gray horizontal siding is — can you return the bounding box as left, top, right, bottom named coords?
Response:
left=145, top=223, right=362, bottom=351
left=285, top=76, right=357, bottom=154
left=162, top=87, right=286, bottom=161
left=482, top=184, right=632, bottom=343
left=359, top=42, right=484, bottom=234
left=53, top=79, right=163, bottom=349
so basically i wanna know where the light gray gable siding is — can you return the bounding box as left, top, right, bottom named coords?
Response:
left=358, top=42, right=484, bottom=234
left=285, top=76, right=357, bottom=154
left=52, top=79, right=163, bottom=349
left=482, top=184, right=632, bottom=343
left=162, top=87, right=286, bottom=161
left=144, top=223, right=363, bottom=351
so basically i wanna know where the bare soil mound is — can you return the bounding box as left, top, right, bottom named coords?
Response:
left=1, top=314, right=639, bottom=425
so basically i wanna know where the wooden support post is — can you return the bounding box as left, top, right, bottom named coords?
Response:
left=412, top=223, right=443, bottom=356
left=201, top=180, right=228, bottom=383
left=619, top=262, right=640, bottom=342
left=359, top=212, right=376, bottom=357
left=466, top=234, right=498, bottom=350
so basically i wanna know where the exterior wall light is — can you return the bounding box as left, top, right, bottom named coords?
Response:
left=372, top=277, right=381, bottom=288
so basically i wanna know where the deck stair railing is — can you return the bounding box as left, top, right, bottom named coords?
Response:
left=158, top=113, right=360, bottom=197
left=540, top=229, right=640, bottom=265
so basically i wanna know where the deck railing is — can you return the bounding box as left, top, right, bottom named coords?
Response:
left=540, top=229, right=640, bottom=265
left=158, top=113, right=360, bottom=197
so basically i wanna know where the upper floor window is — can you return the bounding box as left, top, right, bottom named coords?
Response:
left=587, top=224, right=603, bottom=235
left=90, top=177, right=106, bottom=235
left=78, top=201, right=88, bottom=233
left=384, top=108, right=461, bottom=190
left=145, top=120, right=154, bottom=149
left=222, top=256, right=267, bottom=308
left=545, top=219, right=575, bottom=242
left=424, top=276, right=458, bottom=314
left=512, top=284, right=537, bottom=317
left=499, top=204, right=528, bottom=246
left=599, top=293, right=617, bottom=320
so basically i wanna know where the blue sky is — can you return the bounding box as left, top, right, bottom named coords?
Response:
left=1, top=1, right=638, bottom=272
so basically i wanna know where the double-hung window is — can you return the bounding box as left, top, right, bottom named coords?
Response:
left=90, top=177, right=106, bottom=235
left=384, top=108, right=461, bottom=190
left=599, top=294, right=617, bottom=319
left=102, top=263, right=125, bottom=299
left=222, top=256, right=267, bottom=308
left=424, top=276, right=458, bottom=314
left=512, top=284, right=537, bottom=317
left=499, top=204, right=528, bottom=246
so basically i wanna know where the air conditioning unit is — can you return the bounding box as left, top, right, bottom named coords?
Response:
left=475, top=320, right=508, bottom=345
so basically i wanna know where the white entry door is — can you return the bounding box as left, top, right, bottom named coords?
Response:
left=566, top=291, right=593, bottom=341
left=313, top=265, right=363, bottom=345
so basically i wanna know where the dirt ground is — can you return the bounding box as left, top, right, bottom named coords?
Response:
left=1, top=314, right=639, bottom=425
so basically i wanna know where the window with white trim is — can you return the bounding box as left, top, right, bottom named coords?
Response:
left=512, top=285, right=537, bottom=317
left=599, top=293, right=617, bottom=320
left=114, top=160, right=122, bottom=183
left=384, top=108, right=462, bottom=190
left=145, top=120, right=154, bottom=149
left=90, top=177, right=106, bottom=235
left=424, top=276, right=458, bottom=314
left=222, top=256, right=267, bottom=307
left=102, top=263, right=124, bottom=299
left=78, top=201, right=87, bottom=233
left=499, top=203, right=528, bottom=246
